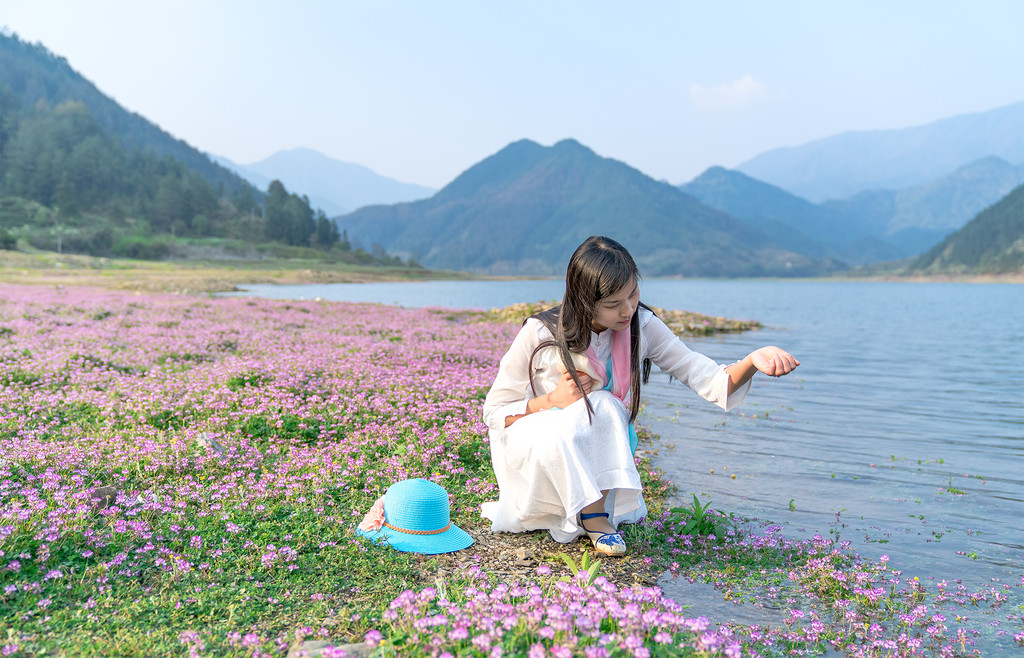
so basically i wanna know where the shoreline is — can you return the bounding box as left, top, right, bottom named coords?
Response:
left=1, top=251, right=1020, bottom=295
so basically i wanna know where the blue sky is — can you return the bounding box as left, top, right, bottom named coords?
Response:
left=2, top=0, right=1022, bottom=188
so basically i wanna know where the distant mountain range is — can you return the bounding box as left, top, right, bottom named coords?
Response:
left=4, top=31, right=1019, bottom=276
left=336, top=139, right=837, bottom=277
left=735, top=102, right=1024, bottom=202
left=213, top=149, right=434, bottom=216
left=682, top=157, right=1024, bottom=265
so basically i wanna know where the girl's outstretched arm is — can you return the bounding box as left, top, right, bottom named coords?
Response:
left=725, top=346, right=800, bottom=395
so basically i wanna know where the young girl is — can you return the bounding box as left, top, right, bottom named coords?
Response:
left=481, top=236, right=799, bottom=556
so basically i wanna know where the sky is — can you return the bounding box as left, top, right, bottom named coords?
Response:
left=2, top=0, right=1023, bottom=189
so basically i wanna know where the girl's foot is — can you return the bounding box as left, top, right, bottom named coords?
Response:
left=579, top=512, right=627, bottom=556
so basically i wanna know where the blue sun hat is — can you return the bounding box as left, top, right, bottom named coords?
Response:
left=356, top=478, right=474, bottom=554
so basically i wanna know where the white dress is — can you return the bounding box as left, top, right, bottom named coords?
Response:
left=481, top=308, right=750, bottom=543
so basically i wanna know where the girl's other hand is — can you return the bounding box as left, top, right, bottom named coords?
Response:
left=750, top=346, right=800, bottom=377
left=549, top=371, right=593, bottom=408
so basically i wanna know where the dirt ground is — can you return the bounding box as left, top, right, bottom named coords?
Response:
left=412, top=522, right=665, bottom=591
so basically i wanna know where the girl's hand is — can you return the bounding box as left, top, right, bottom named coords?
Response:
left=506, top=372, right=594, bottom=426
left=750, top=346, right=800, bottom=377
left=548, top=371, right=593, bottom=408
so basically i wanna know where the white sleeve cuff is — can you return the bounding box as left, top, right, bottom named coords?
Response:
left=486, top=399, right=530, bottom=433
left=716, top=365, right=750, bottom=412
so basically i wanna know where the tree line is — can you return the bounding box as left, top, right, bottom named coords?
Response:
left=0, top=94, right=358, bottom=258
left=0, top=31, right=404, bottom=262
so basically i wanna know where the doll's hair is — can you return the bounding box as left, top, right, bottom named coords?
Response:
left=530, top=235, right=651, bottom=423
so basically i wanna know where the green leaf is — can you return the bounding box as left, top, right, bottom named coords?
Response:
left=557, top=551, right=578, bottom=575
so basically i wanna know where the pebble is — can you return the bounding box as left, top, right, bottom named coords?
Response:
left=197, top=432, right=227, bottom=455
left=89, top=486, right=119, bottom=512
left=514, top=547, right=536, bottom=560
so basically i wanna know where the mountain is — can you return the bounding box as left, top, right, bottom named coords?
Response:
left=682, top=167, right=903, bottom=264
left=682, top=158, right=1024, bottom=264
left=214, top=148, right=434, bottom=216
left=821, top=156, right=1024, bottom=256
left=736, top=102, right=1024, bottom=201
left=682, top=166, right=849, bottom=245
left=336, top=139, right=838, bottom=277
left=0, top=32, right=253, bottom=198
left=910, top=183, right=1024, bottom=274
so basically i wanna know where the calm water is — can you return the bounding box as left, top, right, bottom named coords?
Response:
left=226, top=280, right=1024, bottom=651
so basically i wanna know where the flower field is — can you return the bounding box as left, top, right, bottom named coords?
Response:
left=0, top=285, right=1019, bottom=657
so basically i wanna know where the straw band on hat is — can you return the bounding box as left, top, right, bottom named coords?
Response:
left=356, top=478, right=473, bottom=554
left=383, top=520, right=451, bottom=535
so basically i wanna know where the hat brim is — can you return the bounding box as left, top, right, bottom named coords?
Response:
left=358, top=523, right=474, bottom=555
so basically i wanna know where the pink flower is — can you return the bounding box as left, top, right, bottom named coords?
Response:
left=364, top=630, right=383, bottom=647
left=358, top=497, right=386, bottom=532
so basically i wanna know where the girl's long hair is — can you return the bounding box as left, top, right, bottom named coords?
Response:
left=528, top=235, right=651, bottom=423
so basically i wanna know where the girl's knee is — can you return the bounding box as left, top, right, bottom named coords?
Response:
left=586, top=391, right=629, bottom=424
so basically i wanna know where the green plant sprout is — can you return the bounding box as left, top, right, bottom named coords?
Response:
left=669, top=494, right=735, bottom=540
left=557, top=551, right=603, bottom=587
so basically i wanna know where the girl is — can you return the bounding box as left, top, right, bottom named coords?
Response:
left=481, top=236, right=799, bottom=556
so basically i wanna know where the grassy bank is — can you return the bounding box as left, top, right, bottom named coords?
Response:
left=0, top=250, right=473, bottom=294
left=0, top=286, right=1018, bottom=657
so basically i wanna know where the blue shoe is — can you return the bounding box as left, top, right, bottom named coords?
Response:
left=579, top=512, right=627, bottom=556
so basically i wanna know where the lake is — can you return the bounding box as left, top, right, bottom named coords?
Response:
left=224, top=279, right=1023, bottom=651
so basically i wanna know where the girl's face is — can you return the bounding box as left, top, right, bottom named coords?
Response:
left=591, top=278, right=639, bottom=333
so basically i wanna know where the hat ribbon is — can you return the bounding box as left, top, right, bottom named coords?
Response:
left=383, top=520, right=452, bottom=536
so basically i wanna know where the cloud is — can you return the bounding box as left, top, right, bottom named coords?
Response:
left=689, top=75, right=779, bottom=111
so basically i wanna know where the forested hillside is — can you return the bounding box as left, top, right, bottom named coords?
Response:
left=0, top=33, right=398, bottom=265
left=910, top=183, right=1024, bottom=274
left=0, top=33, right=250, bottom=196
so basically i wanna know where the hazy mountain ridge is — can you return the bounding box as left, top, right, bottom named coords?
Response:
left=821, top=156, right=1024, bottom=256
left=682, top=157, right=1024, bottom=264
left=337, top=139, right=837, bottom=277
left=736, top=102, right=1024, bottom=202
left=214, top=148, right=435, bottom=216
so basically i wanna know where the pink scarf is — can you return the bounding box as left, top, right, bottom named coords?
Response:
left=584, top=327, right=631, bottom=403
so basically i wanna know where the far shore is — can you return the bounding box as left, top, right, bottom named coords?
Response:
left=1, top=250, right=1020, bottom=294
